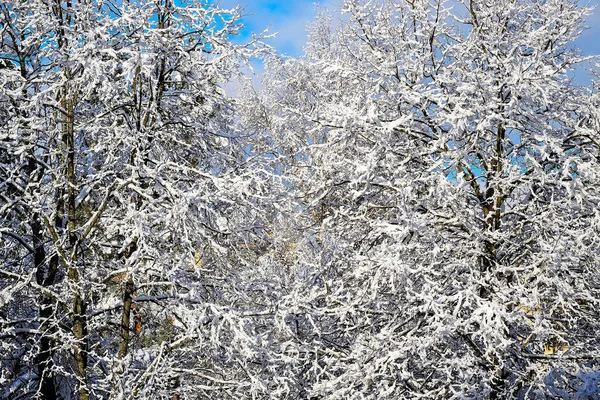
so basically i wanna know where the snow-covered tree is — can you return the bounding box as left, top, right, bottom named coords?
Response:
left=2, top=0, right=600, bottom=398
left=257, top=0, right=600, bottom=398
left=0, top=1, right=277, bottom=398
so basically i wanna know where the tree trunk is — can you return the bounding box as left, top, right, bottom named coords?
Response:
left=33, top=214, right=58, bottom=400
left=118, top=279, right=135, bottom=359
left=63, top=79, right=89, bottom=400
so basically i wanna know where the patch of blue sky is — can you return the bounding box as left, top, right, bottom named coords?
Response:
left=571, top=1, right=600, bottom=86
left=216, top=0, right=599, bottom=78
left=215, top=0, right=337, bottom=56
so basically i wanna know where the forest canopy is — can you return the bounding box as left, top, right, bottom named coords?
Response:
left=1, top=0, right=599, bottom=399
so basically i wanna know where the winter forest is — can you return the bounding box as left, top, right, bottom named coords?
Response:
left=1, top=0, right=600, bottom=398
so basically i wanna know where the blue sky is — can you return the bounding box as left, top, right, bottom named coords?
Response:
left=218, top=0, right=600, bottom=56
left=578, top=1, right=600, bottom=53
left=217, top=0, right=337, bottom=57
left=217, top=0, right=600, bottom=88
